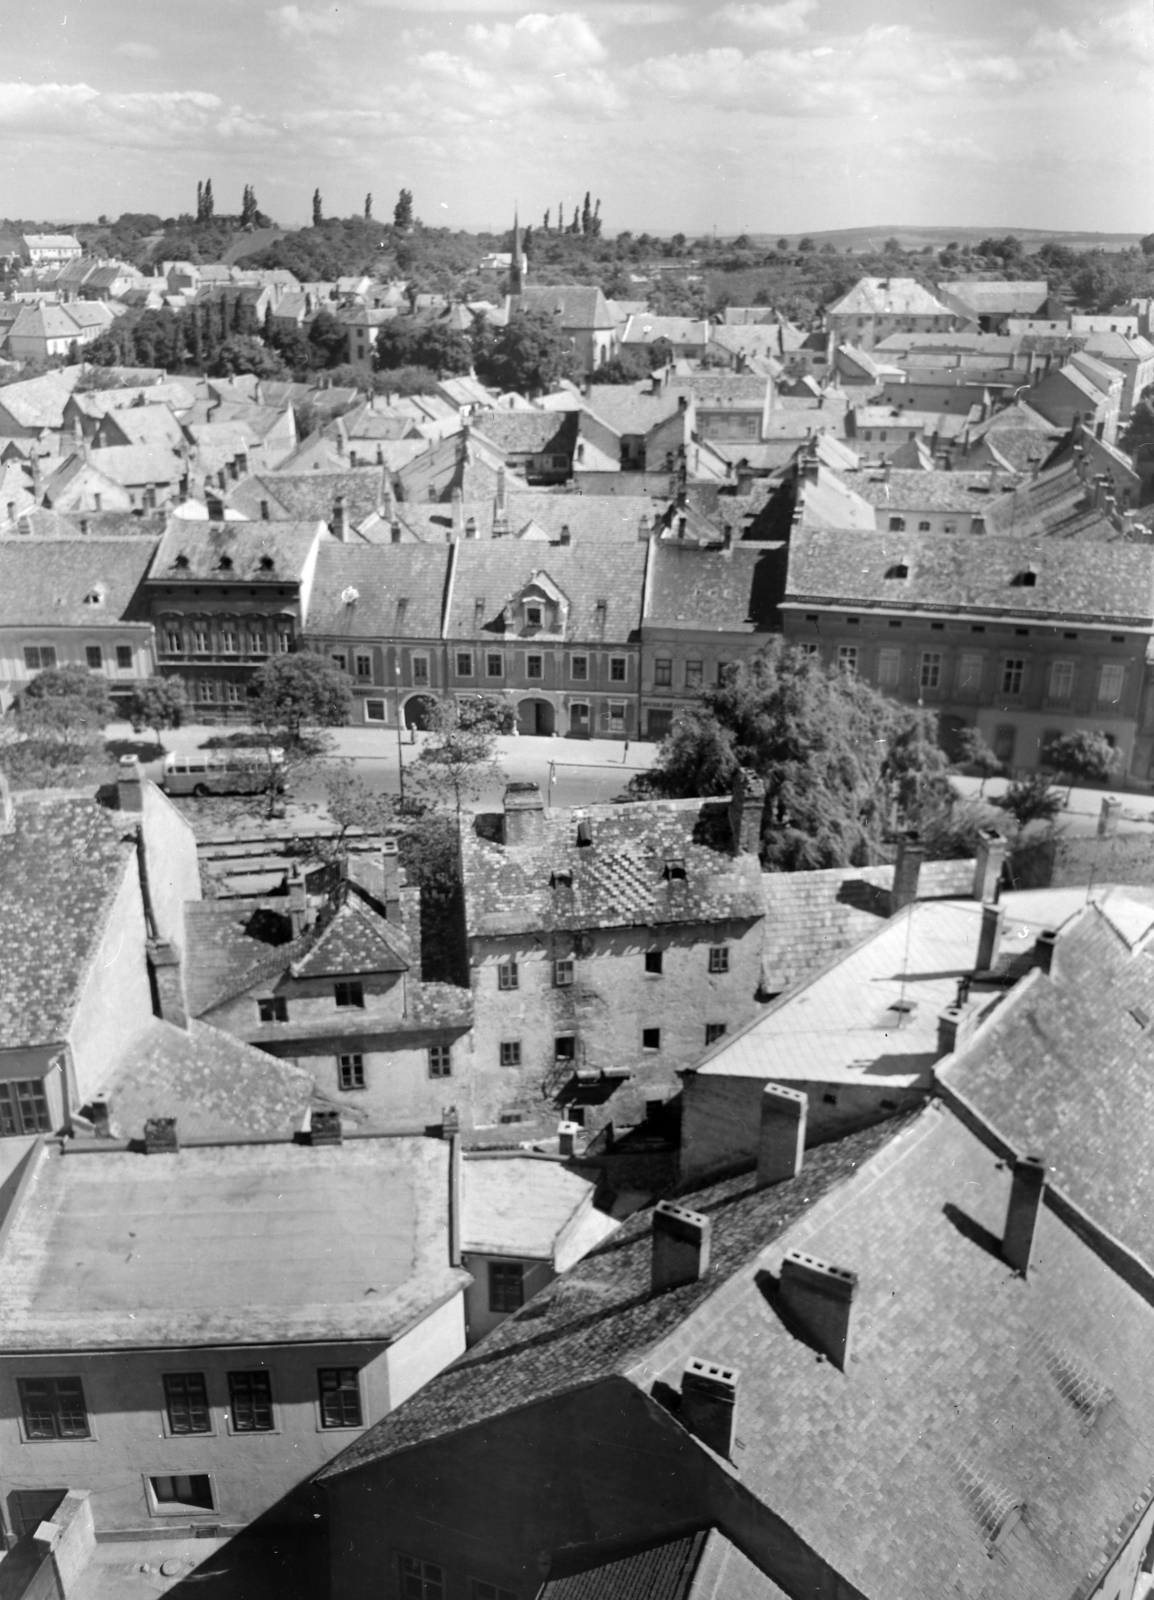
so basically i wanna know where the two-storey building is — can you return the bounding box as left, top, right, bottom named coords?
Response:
left=823, top=277, right=957, bottom=350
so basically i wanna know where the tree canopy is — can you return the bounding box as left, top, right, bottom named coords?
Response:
left=475, top=309, right=581, bottom=395
left=16, top=665, right=114, bottom=741
left=406, top=696, right=507, bottom=816
left=249, top=652, right=352, bottom=745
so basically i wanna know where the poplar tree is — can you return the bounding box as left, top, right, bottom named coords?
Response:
left=313, top=189, right=323, bottom=227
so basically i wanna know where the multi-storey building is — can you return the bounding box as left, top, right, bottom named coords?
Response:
left=824, top=277, right=957, bottom=350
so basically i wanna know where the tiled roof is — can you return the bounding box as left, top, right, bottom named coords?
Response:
left=541, top=1531, right=709, bottom=1600
left=370, top=493, right=662, bottom=547
left=84, top=443, right=185, bottom=486
left=228, top=469, right=389, bottom=527
left=671, top=374, right=770, bottom=406
left=644, top=542, right=785, bottom=633
left=621, top=315, right=710, bottom=346
left=939, top=280, right=1050, bottom=315
left=0, top=509, right=167, bottom=540
left=316, top=1115, right=907, bottom=1475
left=0, top=794, right=137, bottom=1050
left=841, top=467, right=1010, bottom=512
left=515, top=285, right=616, bottom=331
left=8, top=304, right=86, bottom=340
left=0, top=369, right=80, bottom=428
left=471, top=410, right=578, bottom=456
left=291, top=898, right=410, bottom=977
left=0, top=538, right=156, bottom=625
left=461, top=797, right=764, bottom=938
left=149, top=516, right=322, bottom=583
left=444, top=538, right=649, bottom=643
left=307, top=541, right=452, bottom=637
left=784, top=526, right=1154, bottom=624
left=184, top=898, right=325, bottom=1018
left=795, top=468, right=875, bottom=533
left=68, top=381, right=198, bottom=417
left=583, top=387, right=682, bottom=437
left=826, top=277, right=954, bottom=317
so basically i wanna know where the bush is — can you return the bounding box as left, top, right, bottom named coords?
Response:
left=993, top=774, right=1063, bottom=829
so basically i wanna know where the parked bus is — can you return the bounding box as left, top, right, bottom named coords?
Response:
left=161, top=749, right=286, bottom=798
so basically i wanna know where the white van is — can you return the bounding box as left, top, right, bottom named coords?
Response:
left=161, top=749, right=286, bottom=798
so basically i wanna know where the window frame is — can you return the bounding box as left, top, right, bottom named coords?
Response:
left=919, top=651, right=942, bottom=691
left=488, top=1260, right=525, bottom=1314
left=355, top=652, right=373, bottom=682
left=455, top=651, right=474, bottom=678
left=17, top=1376, right=91, bottom=1442
left=365, top=699, right=386, bottom=723
left=411, top=655, right=430, bottom=685
left=1048, top=659, right=1075, bottom=702
left=226, top=1369, right=276, bottom=1435
left=145, top=1473, right=216, bottom=1516
left=428, top=1044, right=452, bottom=1079
left=334, top=980, right=365, bottom=1010
left=705, top=1022, right=728, bottom=1045
left=1001, top=657, right=1026, bottom=696
left=708, top=945, right=730, bottom=974
left=399, top=1554, right=445, bottom=1600
left=570, top=654, right=588, bottom=681
left=644, top=949, right=663, bottom=976
left=486, top=653, right=504, bottom=679
left=654, top=658, right=672, bottom=688
left=162, top=1372, right=213, bottom=1438
left=85, top=645, right=103, bottom=670
left=685, top=660, right=703, bottom=689
left=0, top=1078, right=52, bottom=1136
left=642, top=1027, right=661, bottom=1052
left=258, top=996, right=288, bottom=1024
left=609, top=656, right=627, bottom=683
left=497, top=959, right=519, bottom=991
left=1098, top=662, right=1125, bottom=706
left=553, top=958, right=575, bottom=987
left=526, top=653, right=544, bottom=680
left=338, top=1052, right=366, bottom=1091
left=499, top=1040, right=522, bottom=1068
left=317, top=1367, right=364, bottom=1431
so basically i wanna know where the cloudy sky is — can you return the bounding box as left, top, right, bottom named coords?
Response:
left=3, top=0, right=1150, bottom=234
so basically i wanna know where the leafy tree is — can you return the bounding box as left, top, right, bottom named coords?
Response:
left=312, top=189, right=323, bottom=227
left=475, top=308, right=580, bottom=395
left=248, top=652, right=352, bottom=815
left=203, top=179, right=214, bottom=221
left=993, top=774, right=1062, bottom=829
left=581, top=192, right=592, bottom=237
left=211, top=334, right=287, bottom=379
left=320, top=765, right=395, bottom=856
left=776, top=237, right=789, bottom=252
left=955, top=726, right=1003, bottom=796
left=394, top=188, right=414, bottom=230
left=1122, top=391, right=1154, bottom=453
left=307, top=308, right=349, bottom=370
left=594, top=348, right=651, bottom=384
left=127, top=677, right=187, bottom=744
left=1042, top=729, right=1121, bottom=801
left=370, top=364, right=443, bottom=396
left=406, top=696, right=506, bottom=817
left=1141, top=233, right=1154, bottom=258
left=798, top=237, right=815, bottom=253
left=16, top=665, right=114, bottom=745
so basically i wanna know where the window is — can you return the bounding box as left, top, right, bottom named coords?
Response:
left=708, top=946, right=730, bottom=974
left=685, top=660, right=703, bottom=688
left=716, top=661, right=731, bottom=684
left=471, top=1582, right=517, bottom=1600
left=1098, top=663, right=1125, bottom=706
left=412, top=656, right=430, bottom=685
left=957, top=652, right=983, bottom=694
left=645, top=950, right=663, bottom=975
left=570, top=655, right=588, bottom=681
left=888, top=516, right=906, bottom=532
left=0, top=1079, right=51, bottom=1136
left=642, top=1027, right=661, bottom=1051
left=365, top=699, right=385, bottom=722
left=498, top=960, right=518, bottom=990
left=86, top=645, right=103, bottom=669
left=150, top=1475, right=214, bottom=1511
left=705, top=1023, right=727, bottom=1045
left=1048, top=660, right=1075, bottom=701
left=399, top=1556, right=445, bottom=1600
left=227, top=1371, right=274, bottom=1433
left=486, top=654, right=503, bottom=678
left=554, top=959, right=574, bottom=987
left=917, top=521, right=931, bottom=533
left=654, top=658, right=672, bottom=687
left=115, top=644, right=133, bottom=671
left=489, top=1260, right=525, bottom=1313
left=1001, top=658, right=1025, bottom=696
left=334, top=981, right=364, bottom=1009
left=877, top=648, right=901, bottom=689
left=258, top=997, right=287, bottom=1023
left=196, top=681, right=214, bottom=704
left=526, top=605, right=543, bottom=627
left=919, top=652, right=942, bottom=691
left=248, top=625, right=266, bottom=654
left=456, top=652, right=474, bottom=677
left=221, top=627, right=238, bottom=655
left=608, top=702, right=626, bottom=731
left=23, top=645, right=56, bottom=670
left=526, top=654, right=543, bottom=679
left=355, top=653, right=373, bottom=681
left=193, top=627, right=210, bottom=654
left=338, top=1053, right=365, bottom=1090
left=801, top=643, right=821, bottom=658
left=428, top=1044, right=452, bottom=1079
left=318, top=1368, right=362, bottom=1429
left=165, top=627, right=182, bottom=654
left=18, top=1377, right=90, bottom=1440
left=610, top=657, right=626, bottom=682
left=554, top=1035, right=575, bottom=1063
left=838, top=645, right=858, bottom=673
left=500, top=1041, right=521, bottom=1067
left=164, top=1374, right=211, bottom=1435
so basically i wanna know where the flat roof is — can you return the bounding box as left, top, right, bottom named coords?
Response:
left=462, top=1156, right=616, bottom=1265
left=0, top=1137, right=462, bottom=1350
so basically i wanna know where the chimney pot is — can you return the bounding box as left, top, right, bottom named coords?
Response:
left=117, top=754, right=143, bottom=813
left=937, top=1001, right=982, bottom=1058
left=757, top=1083, right=807, bottom=1186
left=728, top=767, right=766, bottom=857
left=651, top=1199, right=712, bottom=1293
left=1034, top=929, right=1058, bottom=975
left=778, top=1248, right=857, bottom=1370
left=972, top=828, right=1006, bottom=904
left=891, top=834, right=925, bottom=910
left=558, top=1120, right=585, bottom=1158
left=976, top=903, right=1004, bottom=974
left=1003, top=1153, right=1046, bottom=1275
left=143, top=1116, right=178, bottom=1155
left=680, top=1357, right=739, bottom=1458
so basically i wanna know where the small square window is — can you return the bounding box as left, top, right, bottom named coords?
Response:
left=227, top=1371, right=274, bottom=1432
left=642, top=1027, right=661, bottom=1051
left=645, top=950, right=663, bottom=975
left=486, top=654, right=503, bottom=678
left=456, top=652, right=474, bottom=677
left=500, top=1040, right=521, bottom=1067
left=610, top=657, right=626, bottom=682
left=526, top=605, right=543, bottom=628
left=570, top=655, right=588, bottom=681
left=164, top=1373, right=211, bottom=1435
left=708, top=946, right=730, bottom=974
left=554, top=1035, right=575, bottom=1062
left=554, top=958, right=574, bottom=987
left=705, top=1022, right=727, bottom=1045
left=258, top=996, right=287, bottom=1023
left=365, top=699, right=386, bottom=722
left=498, top=960, right=519, bottom=990
left=527, top=654, right=543, bottom=679
left=318, top=1368, right=362, bottom=1429
left=86, top=645, right=103, bottom=669
left=428, top=1044, right=452, bottom=1078
left=654, top=659, right=672, bottom=687
left=489, top=1260, right=524, bottom=1313
left=334, top=981, right=364, bottom=1009
left=338, top=1053, right=365, bottom=1090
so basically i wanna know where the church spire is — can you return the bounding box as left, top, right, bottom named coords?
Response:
left=510, top=203, right=524, bottom=297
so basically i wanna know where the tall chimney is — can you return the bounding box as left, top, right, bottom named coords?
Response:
left=1003, top=1154, right=1046, bottom=1276
left=976, top=903, right=1004, bottom=973
left=502, top=782, right=546, bottom=845
left=891, top=834, right=924, bottom=910
left=972, top=828, right=1006, bottom=904
left=680, top=1358, right=738, bottom=1458
left=309, top=1108, right=343, bottom=1145
left=444, top=1105, right=462, bottom=1267
left=727, top=767, right=766, bottom=857
left=287, top=868, right=309, bottom=937
left=757, top=1083, right=807, bottom=1186
left=147, top=938, right=188, bottom=1030
left=937, top=1001, right=980, bottom=1057
left=380, top=837, right=402, bottom=923
left=117, top=754, right=143, bottom=813
left=1098, top=796, right=1121, bottom=838
left=1033, top=929, right=1058, bottom=975
left=778, top=1249, right=857, bottom=1370
left=493, top=466, right=509, bottom=537
left=651, top=1200, right=712, bottom=1293
left=332, top=493, right=350, bottom=543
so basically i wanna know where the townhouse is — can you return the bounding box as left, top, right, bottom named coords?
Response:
left=823, top=276, right=957, bottom=350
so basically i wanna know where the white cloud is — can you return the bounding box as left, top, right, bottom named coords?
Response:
left=114, top=42, right=159, bottom=60
left=714, top=1, right=817, bottom=37
left=268, top=4, right=344, bottom=39
left=463, top=12, right=606, bottom=71
left=0, top=82, right=274, bottom=147
left=587, top=3, right=686, bottom=23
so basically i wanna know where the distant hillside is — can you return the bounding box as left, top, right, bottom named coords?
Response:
left=746, top=225, right=1144, bottom=256
left=222, top=227, right=285, bottom=265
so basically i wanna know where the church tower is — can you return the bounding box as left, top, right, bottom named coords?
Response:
left=510, top=206, right=525, bottom=297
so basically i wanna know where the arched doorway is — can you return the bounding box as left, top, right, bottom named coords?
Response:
left=404, top=695, right=437, bottom=730
left=517, top=698, right=555, bottom=736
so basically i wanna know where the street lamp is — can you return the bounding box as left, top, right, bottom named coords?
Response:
left=394, top=657, right=405, bottom=804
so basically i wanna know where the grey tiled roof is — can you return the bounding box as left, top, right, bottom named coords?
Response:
left=644, top=542, right=785, bottom=633
left=515, top=285, right=616, bottom=330
left=291, top=899, right=410, bottom=977
left=785, top=526, right=1154, bottom=624
left=307, top=541, right=452, bottom=638
left=541, top=1531, right=708, bottom=1600
left=228, top=469, right=389, bottom=526
left=472, top=410, right=578, bottom=456
left=149, top=517, right=321, bottom=583
left=444, top=539, right=649, bottom=642
left=0, top=538, right=157, bottom=625
left=842, top=467, right=1010, bottom=513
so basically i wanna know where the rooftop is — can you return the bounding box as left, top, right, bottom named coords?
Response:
left=149, top=517, right=322, bottom=583
left=644, top=542, right=785, bottom=633
left=462, top=1154, right=616, bottom=1266
left=0, top=537, right=157, bottom=625
left=472, top=409, right=579, bottom=456
left=444, top=539, right=649, bottom=643
left=826, top=277, right=954, bottom=318
left=307, top=541, right=452, bottom=639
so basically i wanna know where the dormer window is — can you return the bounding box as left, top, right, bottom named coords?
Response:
left=1011, top=569, right=1037, bottom=588
left=259, top=555, right=275, bottom=572
left=83, top=587, right=104, bottom=606
left=663, top=857, right=687, bottom=882
left=550, top=868, right=573, bottom=889
left=218, top=555, right=233, bottom=571
left=885, top=563, right=909, bottom=580
left=174, top=554, right=190, bottom=570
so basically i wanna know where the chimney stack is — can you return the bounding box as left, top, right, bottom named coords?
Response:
left=493, top=466, right=509, bottom=537
left=778, top=1249, right=857, bottom=1370
left=1003, top=1154, right=1046, bottom=1275
left=380, top=837, right=402, bottom=923
left=651, top=1200, right=712, bottom=1293
left=976, top=903, right=1004, bottom=974
left=559, top=523, right=571, bottom=546
left=727, top=767, right=766, bottom=857
left=143, top=1116, right=178, bottom=1155
left=937, top=1001, right=980, bottom=1057
left=891, top=834, right=925, bottom=910
left=451, top=487, right=464, bottom=541
left=287, top=868, right=309, bottom=937
left=147, top=938, right=188, bottom=1030
left=502, top=782, right=546, bottom=845
left=757, top=1083, right=807, bottom=1186
left=332, top=493, right=350, bottom=543
left=444, top=1105, right=462, bottom=1267
left=1033, top=929, right=1058, bottom=975
left=972, top=828, right=1006, bottom=904
left=309, top=1108, right=343, bottom=1145
left=680, top=1358, right=739, bottom=1458
left=90, top=1097, right=112, bottom=1138
left=117, top=754, right=143, bottom=813
left=558, top=1120, right=586, bottom=1159
left=1098, top=796, right=1121, bottom=838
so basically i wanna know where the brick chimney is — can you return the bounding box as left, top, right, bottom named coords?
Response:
left=652, top=1200, right=712, bottom=1292
left=309, top=1108, right=343, bottom=1145
left=728, top=767, right=766, bottom=857
left=680, top=1358, right=739, bottom=1458
left=117, top=754, right=143, bottom=813
left=1003, top=1154, right=1046, bottom=1276
left=147, top=938, right=188, bottom=1030
left=976, top=903, right=1004, bottom=973
left=558, top=1120, right=586, bottom=1158
left=937, top=1001, right=980, bottom=1057
left=381, top=837, right=402, bottom=922
left=493, top=466, right=510, bottom=537
left=972, top=828, right=1006, bottom=904
left=757, top=1082, right=807, bottom=1186
left=287, top=868, right=309, bottom=937
left=443, top=1105, right=462, bottom=1266
left=143, top=1116, right=178, bottom=1155
left=332, top=493, right=350, bottom=543
left=90, top=1097, right=112, bottom=1138
left=502, top=782, right=546, bottom=845
left=778, top=1249, right=857, bottom=1370
left=1033, top=929, right=1058, bottom=975
left=891, top=834, right=924, bottom=910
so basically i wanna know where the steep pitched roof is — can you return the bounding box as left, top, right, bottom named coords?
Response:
left=228, top=469, right=387, bottom=527
left=471, top=409, right=579, bottom=456
left=149, top=516, right=322, bottom=583
left=644, top=542, right=785, bottom=633
left=308, top=541, right=452, bottom=638
left=0, top=538, right=157, bottom=626
left=826, top=277, right=954, bottom=318
left=444, top=538, right=648, bottom=642
left=938, top=279, right=1050, bottom=316
left=290, top=898, right=410, bottom=978
left=514, top=285, right=616, bottom=331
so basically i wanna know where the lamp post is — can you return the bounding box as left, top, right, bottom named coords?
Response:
left=394, top=658, right=405, bottom=804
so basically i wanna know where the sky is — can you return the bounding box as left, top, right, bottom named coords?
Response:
left=1, top=0, right=1150, bottom=235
